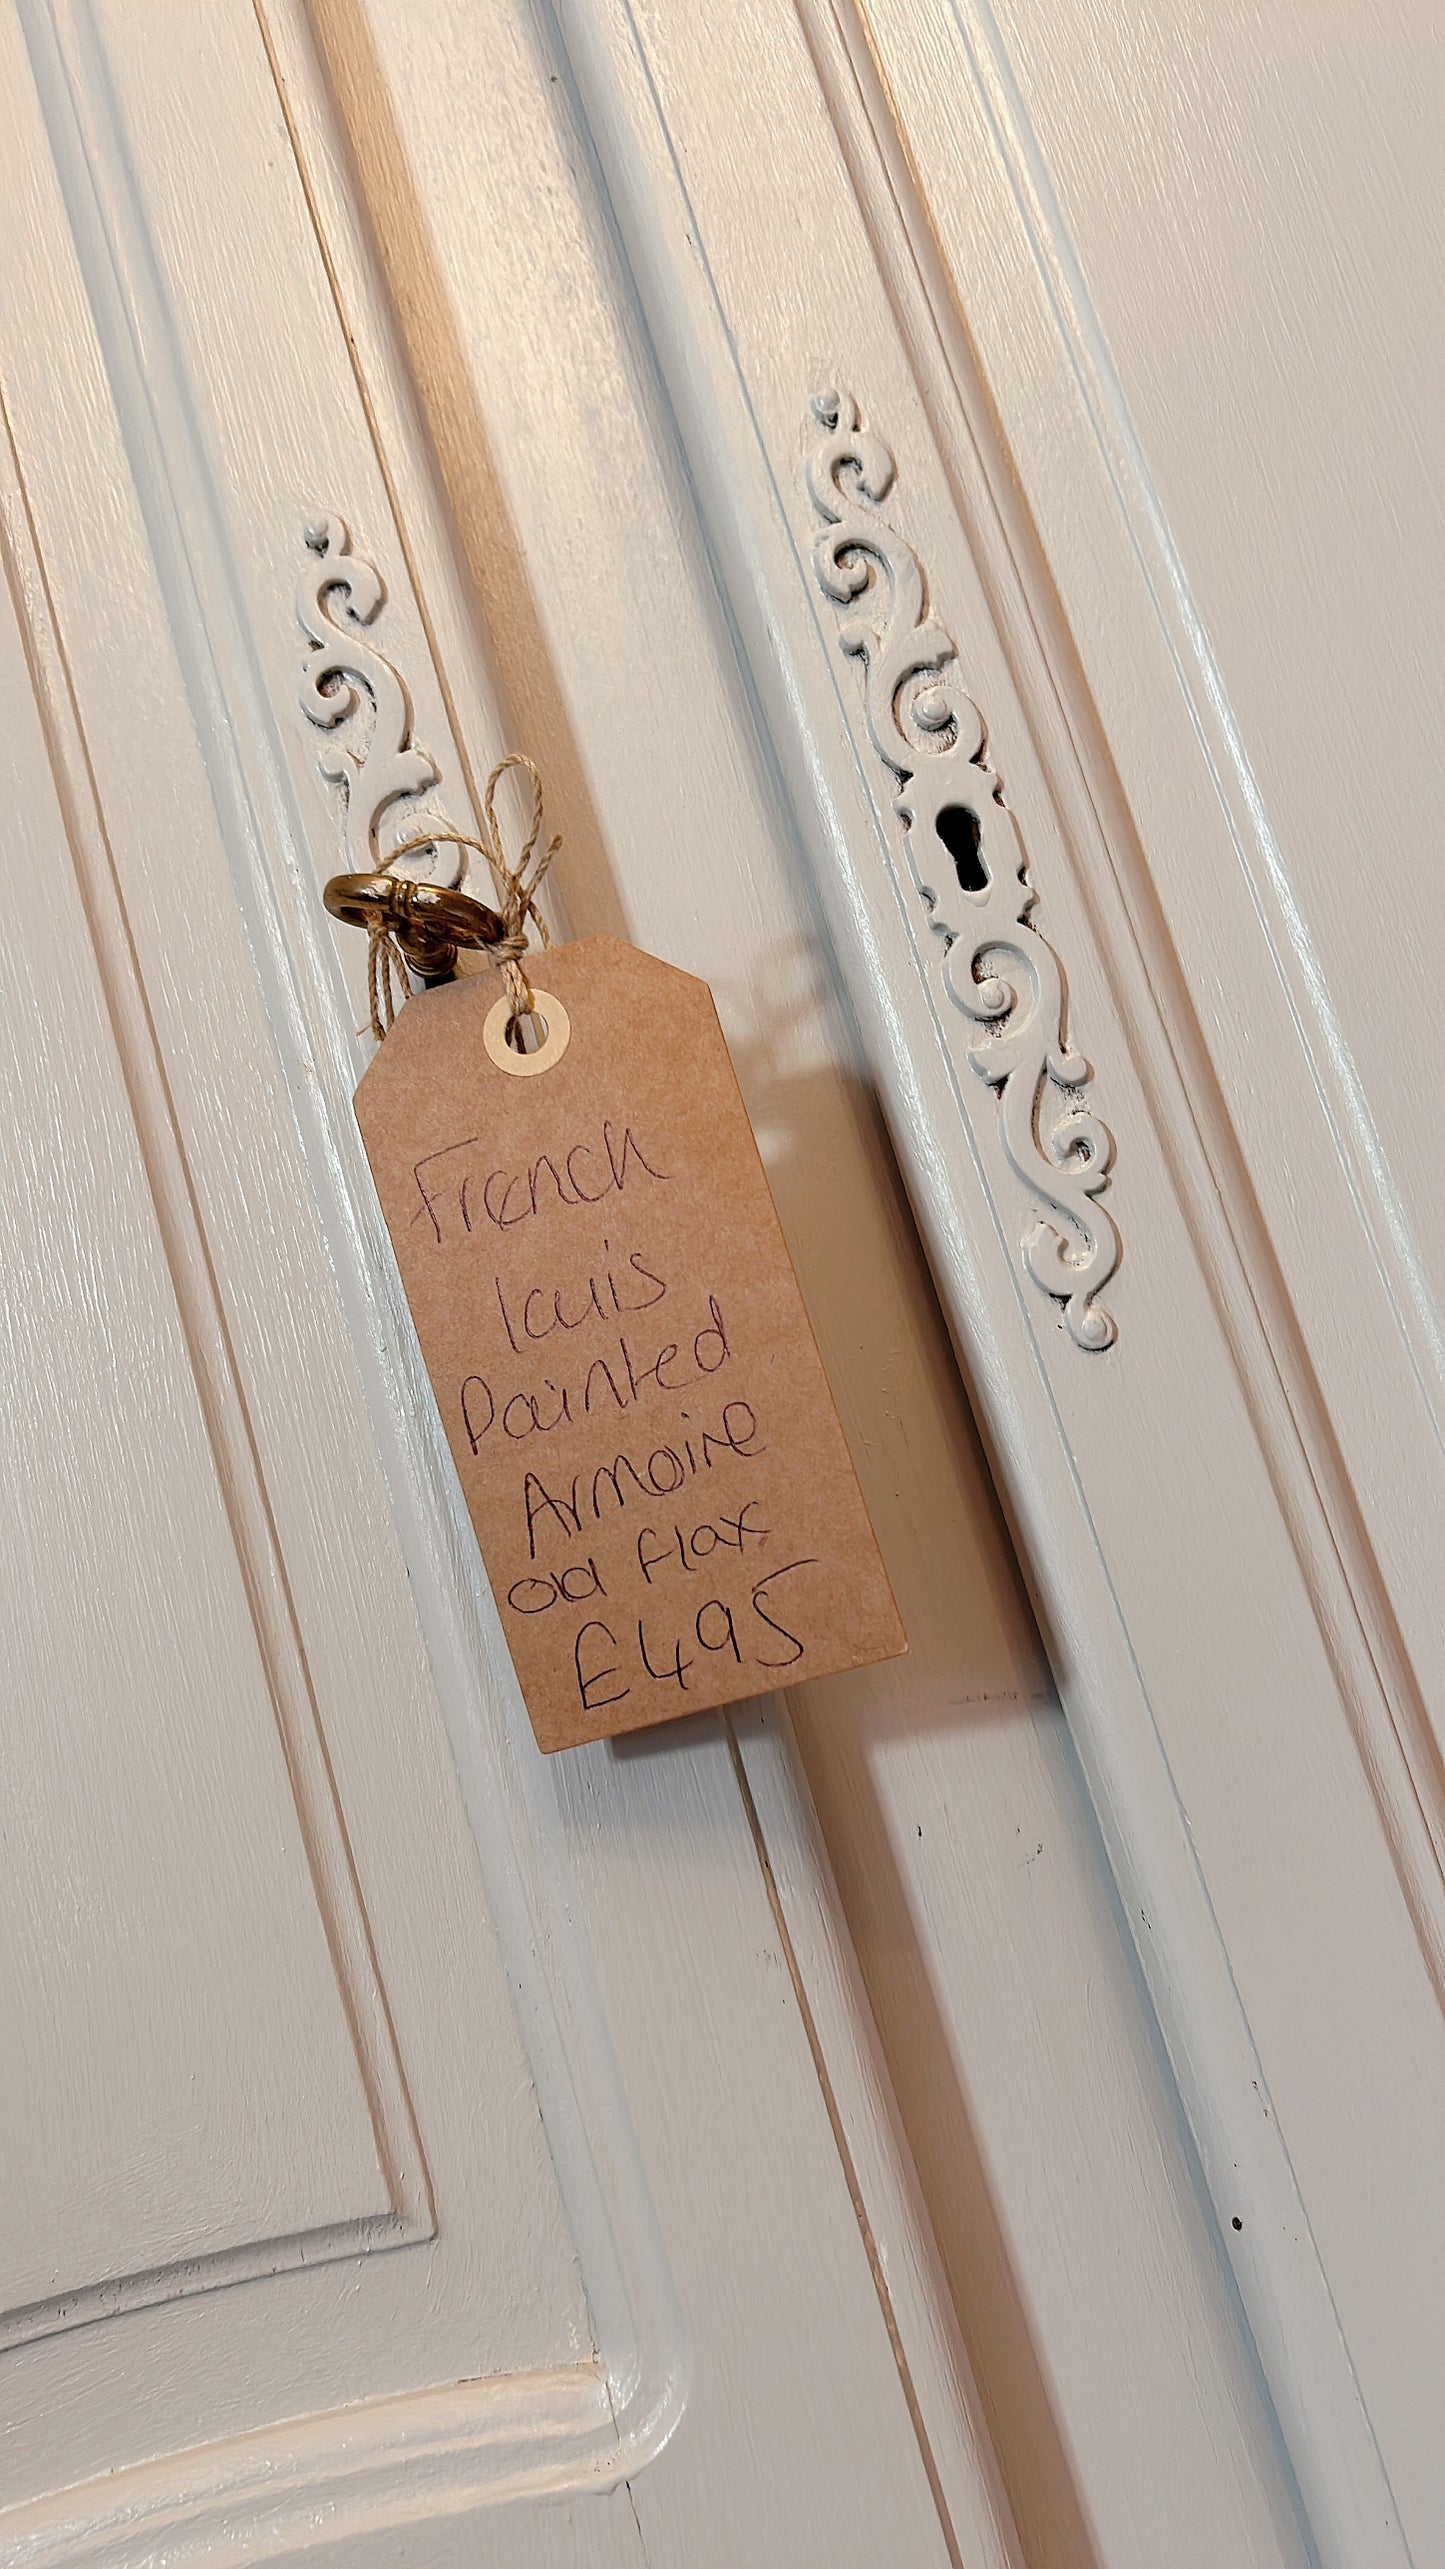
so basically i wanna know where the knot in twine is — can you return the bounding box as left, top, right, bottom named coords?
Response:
left=365, top=753, right=560, bottom=1043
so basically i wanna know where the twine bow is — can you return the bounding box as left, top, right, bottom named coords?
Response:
left=365, top=754, right=560, bottom=1043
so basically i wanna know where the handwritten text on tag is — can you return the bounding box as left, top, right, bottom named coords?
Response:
left=355, top=938, right=905, bottom=1750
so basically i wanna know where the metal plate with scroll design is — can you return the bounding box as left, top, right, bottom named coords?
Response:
left=809, top=391, right=1120, bottom=1351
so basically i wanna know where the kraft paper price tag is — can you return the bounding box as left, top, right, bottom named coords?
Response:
left=355, top=936, right=906, bottom=1751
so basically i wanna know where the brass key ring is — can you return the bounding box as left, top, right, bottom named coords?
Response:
left=322, top=872, right=507, bottom=983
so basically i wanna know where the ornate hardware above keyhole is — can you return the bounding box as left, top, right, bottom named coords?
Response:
left=808, top=391, right=1121, bottom=1351
left=297, top=514, right=458, bottom=887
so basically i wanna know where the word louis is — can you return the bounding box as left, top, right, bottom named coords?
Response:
left=460, top=1287, right=733, bottom=1450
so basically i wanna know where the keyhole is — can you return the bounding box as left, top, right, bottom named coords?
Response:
left=936, top=803, right=988, bottom=894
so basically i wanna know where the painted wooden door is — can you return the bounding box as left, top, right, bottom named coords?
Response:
left=0, top=8, right=1014, bottom=2566
left=492, top=2, right=1442, bottom=2563
left=4, top=5, right=1442, bottom=2569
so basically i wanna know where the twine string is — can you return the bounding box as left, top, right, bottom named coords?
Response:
left=366, top=918, right=410, bottom=1042
left=365, top=753, right=560, bottom=1044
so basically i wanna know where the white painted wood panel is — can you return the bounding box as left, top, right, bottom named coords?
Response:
left=0, top=11, right=619, bottom=2515
left=0, top=504, right=400, bottom=2327
left=325, top=6, right=1321, bottom=2561
left=842, top=4, right=1445, bottom=2555
left=11, top=0, right=1435, bottom=2561
left=853, top=4, right=1445, bottom=1859
left=0, top=3, right=1017, bottom=2562
left=980, top=0, right=1445, bottom=1331
left=452, top=0, right=1445, bottom=2559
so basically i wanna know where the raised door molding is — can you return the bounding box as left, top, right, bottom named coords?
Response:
left=0, top=5, right=1001, bottom=2566
left=0, top=433, right=434, bottom=2363
left=539, top=0, right=1445, bottom=2561
left=0, top=0, right=673, bottom=2548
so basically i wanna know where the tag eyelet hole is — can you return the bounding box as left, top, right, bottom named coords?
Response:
left=483, top=988, right=571, bottom=1077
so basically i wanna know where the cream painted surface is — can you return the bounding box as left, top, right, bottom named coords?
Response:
left=982, top=0, right=1445, bottom=1326
left=324, top=9, right=1313, bottom=2563
left=841, top=3, right=1445, bottom=2554
left=0, top=3, right=1001, bottom=2563
left=4, top=1, right=1440, bottom=2566
left=0, top=542, right=409, bottom=2321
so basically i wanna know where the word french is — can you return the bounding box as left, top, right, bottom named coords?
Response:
left=412, top=1120, right=667, bottom=1245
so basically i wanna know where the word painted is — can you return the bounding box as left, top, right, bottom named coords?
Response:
left=460, top=1297, right=730, bottom=1452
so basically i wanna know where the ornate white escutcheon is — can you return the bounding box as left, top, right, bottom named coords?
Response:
left=297, top=516, right=459, bottom=885
left=808, top=392, right=1120, bottom=1351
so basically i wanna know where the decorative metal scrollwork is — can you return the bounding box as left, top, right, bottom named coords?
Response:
left=809, top=391, right=1120, bottom=1350
left=298, top=516, right=457, bottom=885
